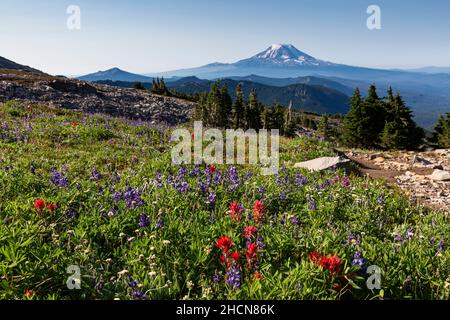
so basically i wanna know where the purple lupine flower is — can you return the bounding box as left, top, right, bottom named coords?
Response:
left=30, top=164, right=36, bottom=175
left=410, top=194, right=417, bottom=206
left=65, top=206, right=78, bottom=219
left=296, top=281, right=303, bottom=293
left=404, top=227, right=414, bottom=240
left=346, top=232, right=361, bottom=245
left=295, top=173, right=309, bottom=186
left=131, top=290, right=146, bottom=299
left=351, top=252, right=366, bottom=271
left=213, top=171, right=222, bottom=185
left=127, top=276, right=138, bottom=288
left=376, top=194, right=385, bottom=205
left=257, top=235, right=266, bottom=257
left=206, top=192, right=216, bottom=207
left=177, top=166, right=186, bottom=180
left=225, top=264, right=241, bottom=290
left=112, top=191, right=122, bottom=202
left=111, top=172, right=120, bottom=184
left=246, top=171, right=252, bottom=180
left=190, top=165, right=201, bottom=177
left=155, top=216, right=164, bottom=229
left=438, top=240, right=445, bottom=252
left=50, top=169, right=69, bottom=188
left=226, top=166, right=241, bottom=191
left=197, top=179, right=207, bottom=193
left=138, top=213, right=150, bottom=228
left=154, top=171, right=162, bottom=187
left=91, top=167, right=102, bottom=181
left=95, top=280, right=104, bottom=291
left=177, top=181, right=189, bottom=193
left=279, top=214, right=287, bottom=224
left=123, top=187, right=143, bottom=208
left=394, top=234, right=403, bottom=242
left=290, top=216, right=299, bottom=225
left=212, top=272, right=222, bottom=284
left=307, top=196, right=316, bottom=211
left=279, top=192, right=287, bottom=201
left=258, top=187, right=265, bottom=197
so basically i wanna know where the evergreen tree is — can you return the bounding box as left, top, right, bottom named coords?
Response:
left=233, top=83, right=244, bottom=129
left=247, top=89, right=260, bottom=129
left=317, top=114, right=330, bottom=139
left=364, top=84, right=385, bottom=145
left=133, top=82, right=145, bottom=90
left=206, top=81, right=221, bottom=126
left=380, top=93, right=424, bottom=149
left=218, top=84, right=232, bottom=128
left=433, top=113, right=450, bottom=148
left=342, top=87, right=370, bottom=147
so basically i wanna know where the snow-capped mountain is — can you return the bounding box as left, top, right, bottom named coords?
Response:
left=236, top=44, right=334, bottom=67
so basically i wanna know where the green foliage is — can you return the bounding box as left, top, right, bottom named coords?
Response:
left=133, top=82, right=145, bottom=90
left=433, top=113, right=450, bottom=148
left=342, top=86, right=424, bottom=150
left=151, top=77, right=171, bottom=96
left=1, top=103, right=448, bottom=300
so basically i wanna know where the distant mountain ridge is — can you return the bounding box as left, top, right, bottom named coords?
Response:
left=76, top=44, right=450, bottom=129
left=77, top=67, right=155, bottom=82
left=0, top=56, right=42, bottom=73
left=95, top=76, right=350, bottom=115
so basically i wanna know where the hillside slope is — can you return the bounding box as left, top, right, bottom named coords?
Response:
left=0, top=69, right=194, bottom=124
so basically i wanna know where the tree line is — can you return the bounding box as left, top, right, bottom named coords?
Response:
left=341, top=85, right=424, bottom=150
left=193, top=80, right=298, bottom=136
left=134, top=78, right=449, bottom=150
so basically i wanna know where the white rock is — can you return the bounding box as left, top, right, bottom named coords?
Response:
left=429, top=169, right=450, bottom=181
left=294, top=156, right=351, bottom=172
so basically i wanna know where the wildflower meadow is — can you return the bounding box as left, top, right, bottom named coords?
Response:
left=0, top=102, right=448, bottom=300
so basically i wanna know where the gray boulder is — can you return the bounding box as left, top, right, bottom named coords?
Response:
left=294, top=156, right=351, bottom=172
left=429, top=169, right=450, bottom=181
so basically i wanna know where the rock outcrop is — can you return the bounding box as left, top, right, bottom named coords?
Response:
left=349, top=149, right=450, bottom=212
left=0, top=70, right=195, bottom=125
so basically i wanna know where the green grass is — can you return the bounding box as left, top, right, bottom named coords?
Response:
left=0, top=103, right=448, bottom=300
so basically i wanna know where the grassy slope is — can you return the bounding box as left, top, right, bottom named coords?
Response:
left=0, top=102, right=448, bottom=300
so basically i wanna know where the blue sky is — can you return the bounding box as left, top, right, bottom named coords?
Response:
left=1, top=0, right=450, bottom=75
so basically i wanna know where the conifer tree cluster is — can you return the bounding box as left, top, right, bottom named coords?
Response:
left=433, top=113, right=450, bottom=148
left=151, top=77, right=170, bottom=96
left=193, top=81, right=297, bottom=136
left=342, top=85, right=424, bottom=150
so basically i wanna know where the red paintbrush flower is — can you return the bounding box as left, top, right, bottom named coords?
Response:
left=24, top=290, right=33, bottom=297
left=215, top=235, right=234, bottom=253
left=252, top=200, right=266, bottom=223
left=227, top=201, right=244, bottom=222
left=326, top=255, right=342, bottom=273
left=47, top=203, right=57, bottom=212
left=318, top=255, right=342, bottom=273
left=243, top=226, right=257, bottom=239
left=34, top=199, right=46, bottom=211
left=308, top=251, right=322, bottom=264
left=245, top=242, right=258, bottom=268
left=253, top=271, right=262, bottom=280
left=231, top=251, right=241, bottom=262
left=209, top=165, right=216, bottom=172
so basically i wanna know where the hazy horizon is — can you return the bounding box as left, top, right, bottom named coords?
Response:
left=1, top=0, right=450, bottom=75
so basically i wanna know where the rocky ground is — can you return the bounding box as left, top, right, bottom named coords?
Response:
left=0, top=69, right=194, bottom=125
left=347, top=149, right=450, bottom=213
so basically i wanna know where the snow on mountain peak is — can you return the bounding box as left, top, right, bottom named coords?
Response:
left=241, top=44, right=334, bottom=67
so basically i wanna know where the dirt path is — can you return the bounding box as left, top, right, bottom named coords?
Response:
left=345, top=150, right=450, bottom=213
